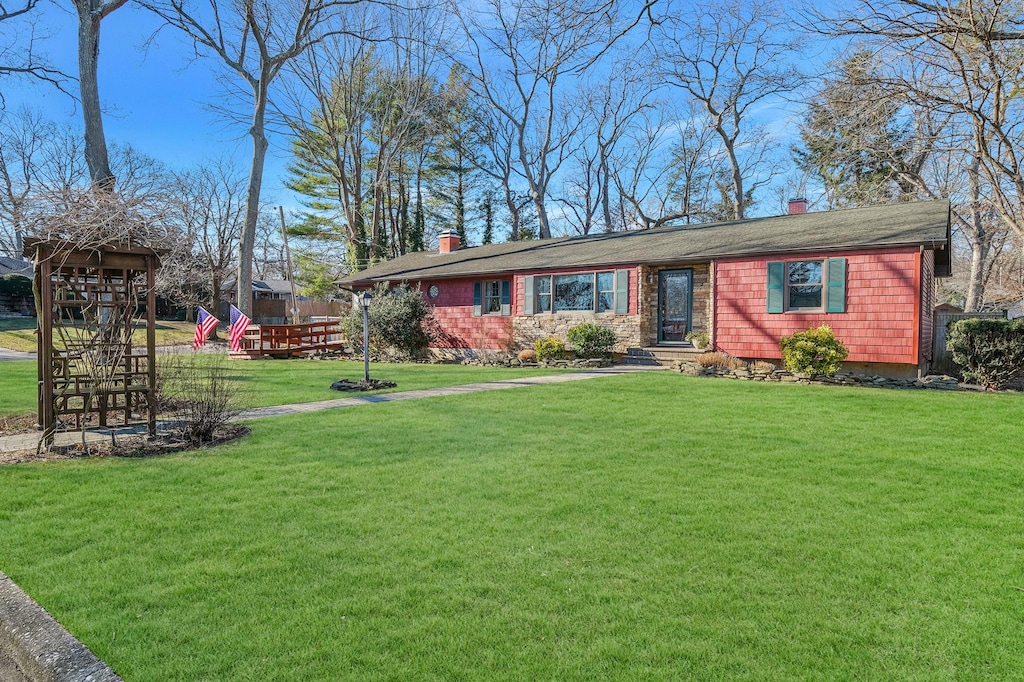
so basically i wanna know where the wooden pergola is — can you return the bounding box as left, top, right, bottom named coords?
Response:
left=24, top=238, right=164, bottom=442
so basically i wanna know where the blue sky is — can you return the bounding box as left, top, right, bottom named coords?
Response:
left=5, top=2, right=293, bottom=201
left=3, top=1, right=826, bottom=229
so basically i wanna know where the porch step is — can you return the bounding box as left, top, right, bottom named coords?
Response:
left=623, top=346, right=705, bottom=367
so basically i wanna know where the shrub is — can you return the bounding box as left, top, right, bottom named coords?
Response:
left=517, top=349, right=537, bottom=363
left=159, top=354, right=243, bottom=447
left=566, top=322, right=616, bottom=358
left=343, top=283, right=435, bottom=359
left=947, top=317, right=1024, bottom=388
left=685, top=330, right=710, bottom=349
left=750, top=360, right=776, bottom=373
left=779, top=325, right=849, bottom=376
left=534, top=336, right=567, bottom=362
left=695, top=351, right=745, bottom=370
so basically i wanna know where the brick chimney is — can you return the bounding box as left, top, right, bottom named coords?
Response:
left=438, top=230, right=461, bottom=253
left=788, top=198, right=808, bottom=215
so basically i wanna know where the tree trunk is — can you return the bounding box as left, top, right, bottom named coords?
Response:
left=600, top=155, right=612, bottom=232
left=238, top=78, right=270, bottom=318
left=533, top=192, right=551, bottom=239
left=76, top=2, right=114, bottom=188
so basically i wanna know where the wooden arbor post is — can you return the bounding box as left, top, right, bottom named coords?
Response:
left=25, top=239, right=164, bottom=443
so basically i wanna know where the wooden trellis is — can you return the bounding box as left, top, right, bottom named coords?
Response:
left=25, top=238, right=163, bottom=442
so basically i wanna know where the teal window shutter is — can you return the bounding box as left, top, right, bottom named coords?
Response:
left=767, top=261, right=784, bottom=313
left=615, top=269, right=629, bottom=313
left=826, top=258, right=847, bottom=313
left=523, top=276, right=534, bottom=315
left=500, top=279, right=511, bottom=316
left=473, top=282, right=482, bottom=316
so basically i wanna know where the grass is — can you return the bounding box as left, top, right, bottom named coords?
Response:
left=0, top=374, right=1022, bottom=680
left=0, top=358, right=566, bottom=418
left=0, top=319, right=199, bottom=353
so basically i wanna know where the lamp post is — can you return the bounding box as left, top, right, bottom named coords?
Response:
left=356, top=291, right=372, bottom=382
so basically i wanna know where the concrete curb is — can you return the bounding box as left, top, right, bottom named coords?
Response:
left=0, top=572, right=122, bottom=682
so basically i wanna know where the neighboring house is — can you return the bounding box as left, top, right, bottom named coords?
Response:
left=223, top=278, right=298, bottom=302
left=0, top=256, right=32, bottom=279
left=340, top=199, right=952, bottom=377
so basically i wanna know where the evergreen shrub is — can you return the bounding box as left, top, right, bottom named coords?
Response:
left=947, top=317, right=1024, bottom=388
left=566, top=322, right=616, bottom=358
left=779, top=325, right=849, bottom=376
left=343, top=283, right=435, bottom=359
left=534, top=336, right=567, bottom=362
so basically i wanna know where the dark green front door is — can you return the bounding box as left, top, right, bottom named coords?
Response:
left=658, top=269, right=693, bottom=344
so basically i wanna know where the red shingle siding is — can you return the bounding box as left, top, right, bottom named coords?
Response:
left=415, top=266, right=639, bottom=350
left=714, top=248, right=923, bottom=364
left=421, top=277, right=512, bottom=350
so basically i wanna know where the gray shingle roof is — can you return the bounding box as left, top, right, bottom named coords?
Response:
left=0, top=256, right=32, bottom=278
left=339, top=199, right=951, bottom=285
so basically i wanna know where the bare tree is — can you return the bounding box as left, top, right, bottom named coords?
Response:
left=658, top=0, right=804, bottom=219
left=815, top=0, right=1024, bottom=308
left=613, top=104, right=724, bottom=229
left=69, top=0, right=129, bottom=188
left=140, top=0, right=364, bottom=316
left=451, top=0, right=653, bottom=239
left=0, top=107, right=52, bottom=256
left=819, top=0, right=1024, bottom=43
left=0, top=0, right=69, bottom=97
left=560, top=57, right=656, bottom=234
left=162, top=159, right=247, bottom=320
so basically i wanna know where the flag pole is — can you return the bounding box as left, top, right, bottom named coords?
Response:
left=279, top=206, right=299, bottom=325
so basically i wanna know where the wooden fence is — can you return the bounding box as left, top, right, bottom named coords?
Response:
left=219, top=299, right=346, bottom=324
left=931, top=310, right=1006, bottom=375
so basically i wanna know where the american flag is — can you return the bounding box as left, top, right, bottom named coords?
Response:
left=229, top=304, right=251, bottom=352
left=192, top=307, right=219, bottom=350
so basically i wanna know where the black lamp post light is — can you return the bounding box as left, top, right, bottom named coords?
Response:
left=329, top=289, right=396, bottom=392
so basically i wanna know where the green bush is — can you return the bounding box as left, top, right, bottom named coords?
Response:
left=0, top=274, right=33, bottom=299
left=566, top=322, right=616, bottom=359
left=343, top=283, right=435, bottom=359
left=534, top=336, right=567, bottom=362
left=947, top=317, right=1024, bottom=388
left=685, top=330, right=710, bottom=349
left=779, top=325, right=849, bottom=376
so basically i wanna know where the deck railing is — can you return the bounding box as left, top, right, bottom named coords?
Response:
left=229, top=320, right=344, bottom=359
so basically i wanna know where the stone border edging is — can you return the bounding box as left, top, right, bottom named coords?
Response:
left=0, top=571, right=122, bottom=682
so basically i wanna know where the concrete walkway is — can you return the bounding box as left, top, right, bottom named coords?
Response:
left=0, top=367, right=660, bottom=453
left=0, top=349, right=34, bottom=362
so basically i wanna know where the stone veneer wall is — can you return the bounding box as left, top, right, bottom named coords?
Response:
left=637, top=264, right=713, bottom=347
left=512, top=312, right=642, bottom=353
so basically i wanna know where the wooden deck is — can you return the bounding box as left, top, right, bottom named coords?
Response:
left=229, top=321, right=345, bottom=359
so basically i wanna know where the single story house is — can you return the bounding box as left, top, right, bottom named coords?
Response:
left=339, top=199, right=952, bottom=377
left=223, top=278, right=298, bottom=302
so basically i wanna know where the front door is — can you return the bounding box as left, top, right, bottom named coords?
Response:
left=658, top=269, right=692, bottom=344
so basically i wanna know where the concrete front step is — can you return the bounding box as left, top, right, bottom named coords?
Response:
left=623, top=346, right=705, bottom=366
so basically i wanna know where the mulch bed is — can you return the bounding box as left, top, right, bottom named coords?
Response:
left=330, top=378, right=398, bottom=391
left=0, top=424, right=250, bottom=466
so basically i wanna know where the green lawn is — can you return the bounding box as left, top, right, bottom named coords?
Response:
left=0, top=358, right=567, bottom=418
left=1, top=374, right=1022, bottom=680
left=0, top=319, right=201, bottom=353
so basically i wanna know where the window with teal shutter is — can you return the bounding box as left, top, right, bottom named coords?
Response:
left=767, top=261, right=784, bottom=313
left=472, top=282, right=482, bottom=316
left=615, top=270, right=629, bottom=313
left=826, top=258, right=847, bottom=313
left=500, top=279, right=511, bottom=316
left=523, top=276, right=534, bottom=315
